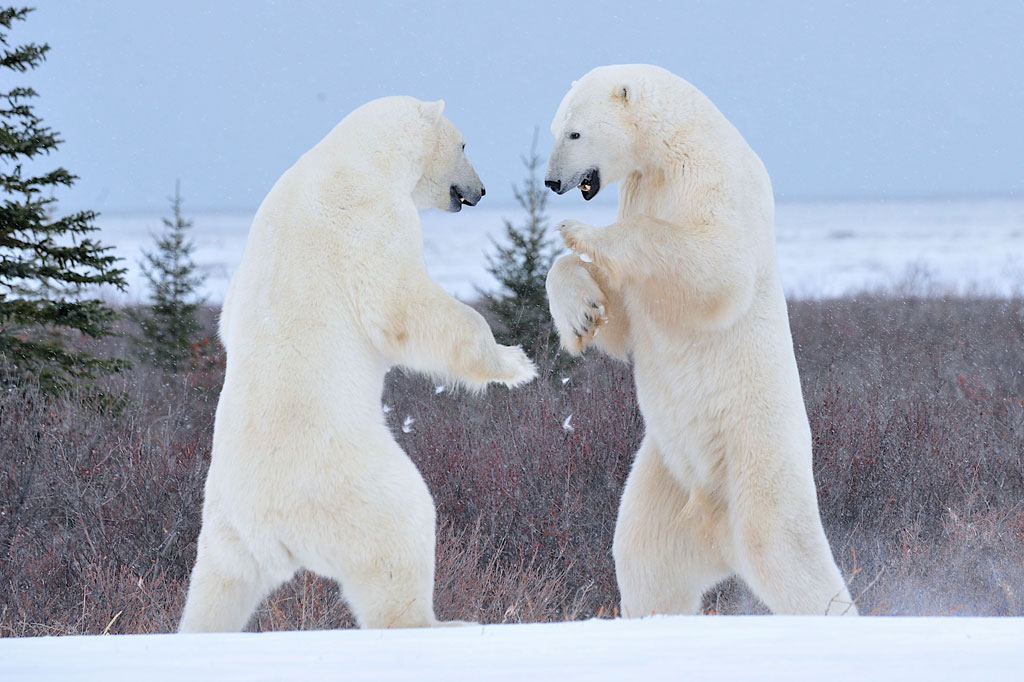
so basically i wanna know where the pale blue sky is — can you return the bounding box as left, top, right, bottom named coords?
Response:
left=13, top=0, right=1024, bottom=212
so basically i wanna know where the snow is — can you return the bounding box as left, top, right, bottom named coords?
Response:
left=95, top=197, right=1024, bottom=304
left=1, top=616, right=1021, bottom=681
left=773, top=197, right=1024, bottom=298
left=401, top=416, right=415, bottom=433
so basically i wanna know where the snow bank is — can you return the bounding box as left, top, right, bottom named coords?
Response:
left=2, top=616, right=1021, bottom=681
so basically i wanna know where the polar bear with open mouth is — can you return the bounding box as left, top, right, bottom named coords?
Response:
left=545, top=65, right=856, bottom=616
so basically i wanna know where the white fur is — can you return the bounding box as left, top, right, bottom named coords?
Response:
left=545, top=65, right=857, bottom=616
left=179, top=96, right=536, bottom=633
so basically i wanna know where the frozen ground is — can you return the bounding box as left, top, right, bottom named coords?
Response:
left=96, top=197, right=1024, bottom=304
left=2, top=616, right=1022, bottom=681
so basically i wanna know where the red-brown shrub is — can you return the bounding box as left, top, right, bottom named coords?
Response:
left=1, top=295, right=1021, bottom=635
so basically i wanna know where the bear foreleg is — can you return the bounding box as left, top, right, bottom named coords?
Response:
left=381, top=279, right=536, bottom=390
left=557, top=216, right=756, bottom=331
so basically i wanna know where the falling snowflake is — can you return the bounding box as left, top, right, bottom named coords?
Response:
left=562, top=414, right=574, bottom=432
left=382, top=404, right=392, bottom=414
left=402, top=416, right=415, bottom=433
left=434, top=385, right=446, bottom=394
left=561, top=377, right=570, bottom=385
left=579, top=253, right=593, bottom=263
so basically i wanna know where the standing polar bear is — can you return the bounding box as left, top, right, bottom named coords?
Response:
left=179, top=96, right=536, bottom=632
left=545, top=65, right=856, bottom=616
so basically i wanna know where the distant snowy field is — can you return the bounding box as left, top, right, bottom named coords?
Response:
left=2, top=616, right=1022, bottom=681
left=97, top=197, right=1024, bottom=304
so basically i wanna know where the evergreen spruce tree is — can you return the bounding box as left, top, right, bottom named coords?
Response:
left=480, top=131, right=567, bottom=372
left=133, top=181, right=205, bottom=372
left=0, top=7, right=127, bottom=391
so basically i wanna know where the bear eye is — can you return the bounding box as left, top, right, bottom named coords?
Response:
left=569, top=132, right=581, bottom=140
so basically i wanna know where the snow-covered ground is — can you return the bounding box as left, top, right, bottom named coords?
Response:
left=97, top=197, right=1024, bottom=304
left=2, top=616, right=1022, bottom=681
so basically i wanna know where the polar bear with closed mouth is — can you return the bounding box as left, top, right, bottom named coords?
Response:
left=179, top=96, right=537, bottom=632
left=545, top=64, right=857, bottom=616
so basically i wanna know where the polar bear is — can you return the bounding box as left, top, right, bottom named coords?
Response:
left=544, top=65, right=856, bottom=616
left=178, top=96, right=537, bottom=633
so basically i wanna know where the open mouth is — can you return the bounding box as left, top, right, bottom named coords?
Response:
left=449, top=185, right=471, bottom=212
left=577, top=168, right=600, bottom=201
left=448, top=185, right=483, bottom=212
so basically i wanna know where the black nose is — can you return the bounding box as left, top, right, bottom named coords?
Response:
left=480, top=187, right=486, bottom=196
left=545, top=179, right=561, bottom=192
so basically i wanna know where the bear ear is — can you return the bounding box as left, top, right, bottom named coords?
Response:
left=420, top=99, right=445, bottom=123
left=614, top=84, right=632, bottom=103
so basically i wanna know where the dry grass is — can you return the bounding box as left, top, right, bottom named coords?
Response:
left=1, top=294, right=1022, bottom=635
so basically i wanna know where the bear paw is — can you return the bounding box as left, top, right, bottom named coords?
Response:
left=547, top=257, right=608, bottom=355
left=557, top=219, right=599, bottom=257
left=492, top=344, right=538, bottom=387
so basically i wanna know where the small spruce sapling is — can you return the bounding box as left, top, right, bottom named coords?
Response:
left=480, top=130, right=570, bottom=375
left=132, top=181, right=206, bottom=372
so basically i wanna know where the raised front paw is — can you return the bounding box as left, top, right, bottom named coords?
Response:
left=546, top=255, right=607, bottom=355
left=557, top=219, right=599, bottom=257
left=492, top=344, right=538, bottom=387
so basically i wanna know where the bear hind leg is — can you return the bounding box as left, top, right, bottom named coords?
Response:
left=301, top=438, right=461, bottom=629
left=730, top=485, right=858, bottom=616
left=179, top=515, right=284, bottom=633
left=613, top=439, right=731, bottom=618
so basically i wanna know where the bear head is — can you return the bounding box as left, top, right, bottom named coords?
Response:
left=412, top=100, right=486, bottom=212
left=545, top=64, right=679, bottom=201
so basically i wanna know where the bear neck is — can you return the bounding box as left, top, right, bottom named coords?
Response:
left=309, top=115, right=431, bottom=198
left=623, top=96, right=747, bottom=226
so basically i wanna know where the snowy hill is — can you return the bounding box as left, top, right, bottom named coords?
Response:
left=2, top=616, right=1022, bottom=681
